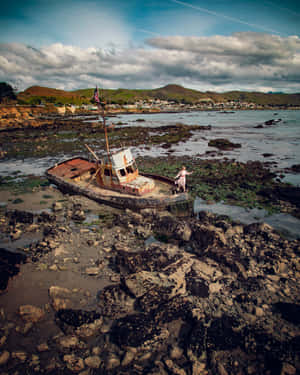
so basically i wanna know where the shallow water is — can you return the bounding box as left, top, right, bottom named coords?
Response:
left=0, top=110, right=299, bottom=236
left=114, top=110, right=300, bottom=180
left=1, top=110, right=299, bottom=180
left=194, top=197, right=300, bottom=240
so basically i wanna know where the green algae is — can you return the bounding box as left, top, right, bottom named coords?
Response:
left=0, top=123, right=204, bottom=160
left=137, top=156, right=294, bottom=215
left=0, top=175, right=50, bottom=194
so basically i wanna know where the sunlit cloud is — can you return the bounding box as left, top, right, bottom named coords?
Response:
left=1, top=33, right=300, bottom=92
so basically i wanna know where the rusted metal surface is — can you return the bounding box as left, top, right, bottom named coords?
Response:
left=49, top=158, right=96, bottom=179
left=47, top=151, right=181, bottom=201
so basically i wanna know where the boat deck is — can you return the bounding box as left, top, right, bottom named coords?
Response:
left=47, top=157, right=176, bottom=200
left=78, top=173, right=173, bottom=199
left=49, top=159, right=95, bottom=179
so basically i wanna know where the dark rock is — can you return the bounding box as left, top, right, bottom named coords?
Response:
left=137, top=283, right=174, bottom=312
left=7, top=209, right=34, bottom=225
left=152, top=296, right=193, bottom=324
left=0, top=248, right=27, bottom=290
left=273, top=303, right=300, bottom=325
left=291, top=164, right=300, bottom=173
left=153, top=213, right=192, bottom=242
left=110, top=313, right=160, bottom=347
left=246, top=330, right=296, bottom=368
left=71, top=210, right=86, bottom=222
left=185, top=270, right=209, bottom=297
left=208, top=138, right=241, bottom=150
left=207, top=316, right=244, bottom=351
left=43, top=224, right=58, bottom=236
left=258, top=186, right=300, bottom=208
left=188, top=315, right=243, bottom=357
left=264, top=119, right=282, bottom=126
left=37, top=211, right=56, bottom=223
left=56, top=308, right=101, bottom=328
left=191, top=224, right=219, bottom=253
left=115, top=244, right=181, bottom=274
left=97, top=284, right=135, bottom=317
left=263, top=153, right=273, bottom=157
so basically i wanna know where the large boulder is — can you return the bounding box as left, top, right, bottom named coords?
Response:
left=152, top=211, right=192, bottom=242
left=115, top=243, right=182, bottom=274
left=110, top=312, right=161, bottom=347
left=97, top=285, right=135, bottom=317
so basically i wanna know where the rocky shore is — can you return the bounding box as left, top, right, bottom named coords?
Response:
left=0, top=191, right=299, bottom=375
left=0, top=105, right=299, bottom=374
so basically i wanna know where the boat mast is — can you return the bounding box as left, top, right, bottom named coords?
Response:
left=95, top=86, right=111, bottom=163
left=102, top=106, right=111, bottom=163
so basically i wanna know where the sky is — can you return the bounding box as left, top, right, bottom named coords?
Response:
left=0, top=0, right=300, bottom=93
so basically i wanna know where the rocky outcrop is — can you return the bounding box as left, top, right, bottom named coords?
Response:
left=0, top=202, right=299, bottom=375
left=0, top=105, right=51, bottom=130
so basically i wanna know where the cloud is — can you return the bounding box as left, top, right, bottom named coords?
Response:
left=0, top=32, right=300, bottom=93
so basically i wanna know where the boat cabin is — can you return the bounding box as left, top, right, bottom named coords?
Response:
left=48, top=148, right=155, bottom=196
left=96, top=148, right=155, bottom=196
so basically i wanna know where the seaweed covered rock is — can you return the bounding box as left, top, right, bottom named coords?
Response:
left=208, top=138, right=241, bottom=150
left=114, top=243, right=182, bottom=274
left=97, top=284, right=135, bottom=317
left=110, top=313, right=161, bottom=347
left=152, top=211, right=192, bottom=242
left=56, top=309, right=101, bottom=327
left=6, top=209, right=34, bottom=225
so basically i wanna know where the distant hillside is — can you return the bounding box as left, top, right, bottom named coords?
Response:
left=18, top=84, right=300, bottom=107
left=18, top=86, right=86, bottom=105
left=21, top=86, right=78, bottom=97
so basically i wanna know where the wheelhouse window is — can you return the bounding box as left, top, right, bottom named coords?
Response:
left=126, top=166, right=134, bottom=174
left=119, top=169, right=126, bottom=177
left=104, top=169, right=111, bottom=176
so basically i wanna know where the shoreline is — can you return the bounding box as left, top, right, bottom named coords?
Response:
left=0, top=106, right=299, bottom=133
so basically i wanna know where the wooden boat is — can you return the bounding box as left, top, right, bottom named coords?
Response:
left=46, top=88, right=191, bottom=211
left=46, top=154, right=190, bottom=211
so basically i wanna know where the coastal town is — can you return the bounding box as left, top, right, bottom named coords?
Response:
left=2, top=82, right=300, bottom=117
left=85, top=98, right=294, bottom=113
left=53, top=97, right=300, bottom=116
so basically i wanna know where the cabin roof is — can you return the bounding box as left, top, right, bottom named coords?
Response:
left=109, top=148, right=134, bottom=170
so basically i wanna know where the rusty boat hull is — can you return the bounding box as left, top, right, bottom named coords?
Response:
left=46, top=157, right=191, bottom=211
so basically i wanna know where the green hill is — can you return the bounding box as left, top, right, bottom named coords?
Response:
left=18, top=84, right=300, bottom=107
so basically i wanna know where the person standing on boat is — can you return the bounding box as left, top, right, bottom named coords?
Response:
left=175, top=166, right=193, bottom=193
